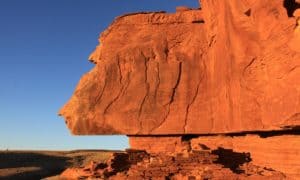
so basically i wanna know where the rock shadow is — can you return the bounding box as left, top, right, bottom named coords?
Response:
left=283, top=0, right=300, bottom=17
left=0, top=152, right=71, bottom=180
left=212, top=147, right=251, bottom=174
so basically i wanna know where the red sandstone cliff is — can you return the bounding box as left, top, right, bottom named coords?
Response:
left=58, top=1, right=300, bottom=179
left=59, top=0, right=300, bottom=135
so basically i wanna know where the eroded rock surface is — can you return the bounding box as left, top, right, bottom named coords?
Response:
left=60, top=148, right=285, bottom=180
left=60, top=134, right=300, bottom=179
left=58, top=1, right=300, bottom=179
left=190, top=134, right=300, bottom=179
left=59, top=0, right=300, bottom=135
left=129, top=134, right=300, bottom=179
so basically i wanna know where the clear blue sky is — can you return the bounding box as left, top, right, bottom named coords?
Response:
left=0, top=0, right=199, bottom=150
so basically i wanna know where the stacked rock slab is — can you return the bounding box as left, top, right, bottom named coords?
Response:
left=60, top=148, right=286, bottom=179
left=59, top=0, right=300, bottom=179
left=129, top=134, right=300, bottom=179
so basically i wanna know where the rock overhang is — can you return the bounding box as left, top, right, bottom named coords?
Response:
left=59, top=0, right=300, bottom=135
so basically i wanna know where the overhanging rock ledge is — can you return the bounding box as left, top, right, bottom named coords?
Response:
left=59, top=0, right=300, bottom=179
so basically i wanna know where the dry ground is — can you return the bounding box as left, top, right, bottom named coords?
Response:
left=0, top=150, right=117, bottom=180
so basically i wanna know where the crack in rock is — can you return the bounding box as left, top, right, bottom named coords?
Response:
left=137, top=54, right=150, bottom=133
left=149, top=62, right=182, bottom=133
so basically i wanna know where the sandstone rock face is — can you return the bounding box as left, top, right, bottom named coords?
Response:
left=59, top=0, right=300, bottom=135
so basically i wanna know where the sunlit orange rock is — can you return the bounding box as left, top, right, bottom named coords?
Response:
left=59, top=0, right=300, bottom=135
left=190, top=134, right=300, bottom=179
left=58, top=1, right=300, bottom=179
left=60, top=145, right=287, bottom=179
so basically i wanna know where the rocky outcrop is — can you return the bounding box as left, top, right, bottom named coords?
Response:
left=129, top=134, right=300, bottom=179
left=59, top=0, right=300, bottom=135
left=60, top=148, right=285, bottom=180
left=60, top=133, right=299, bottom=179
left=58, top=1, right=300, bottom=179
left=190, top=134, right=300, bottom=179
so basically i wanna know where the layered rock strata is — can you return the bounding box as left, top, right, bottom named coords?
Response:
left=60, top=0, right=300, bottom=135
left=60, top=148, right=285, bottom=180
left=130, top=133, right=300, bottom=179
left=61, top=133, right=299, bottom=179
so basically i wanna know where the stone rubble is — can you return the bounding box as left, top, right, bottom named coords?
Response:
left=61, top=140, right=286, bottom=179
